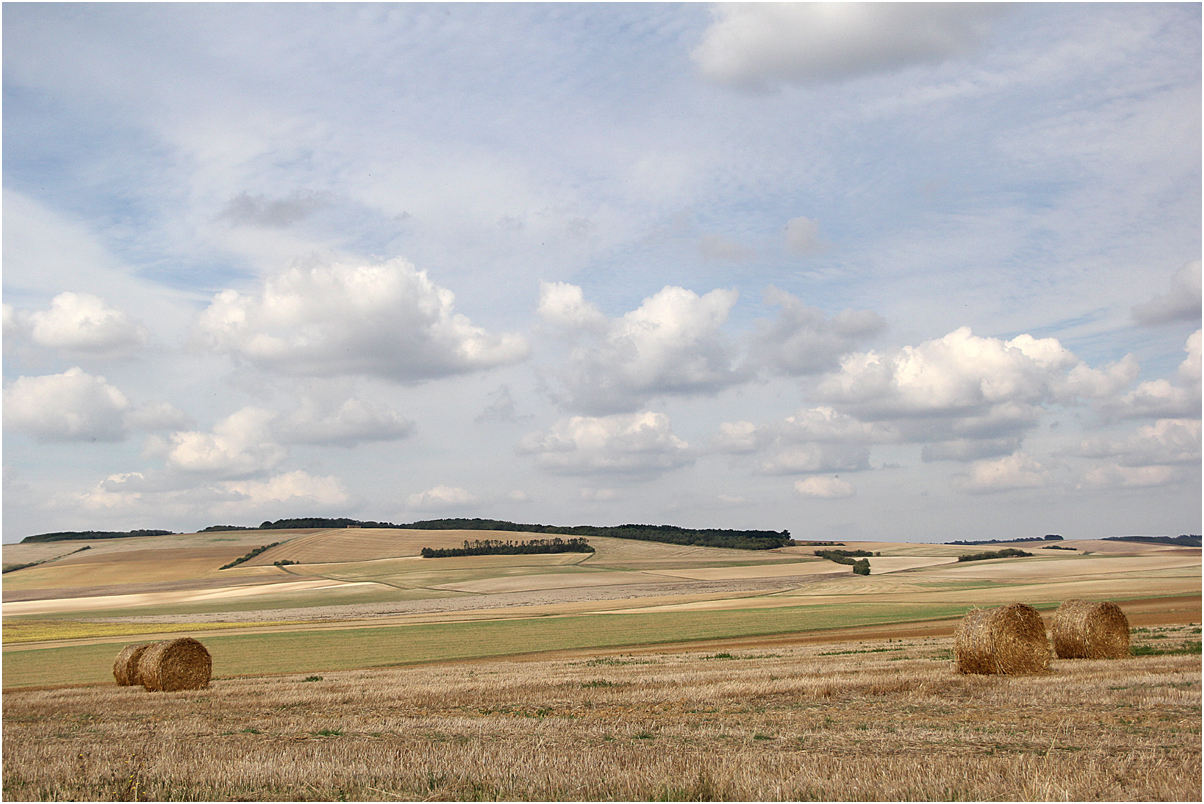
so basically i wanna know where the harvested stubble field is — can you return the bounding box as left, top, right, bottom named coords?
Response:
left=3, top=627, right=1200, bottom=802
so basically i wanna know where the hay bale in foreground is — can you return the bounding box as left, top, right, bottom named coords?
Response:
left=954, top=603, right=1051, bottom=675
left=113, top=643, right=152, bottom=686
left=1051, top=599, right=1130, bottom=659
left=138, top=637, right=212, bottom=692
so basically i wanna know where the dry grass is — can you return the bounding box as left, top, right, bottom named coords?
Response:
left=3, top=628, right=1199, bottom=801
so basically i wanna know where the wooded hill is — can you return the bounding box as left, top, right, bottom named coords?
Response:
left=24, top=518, right=792, bottom=551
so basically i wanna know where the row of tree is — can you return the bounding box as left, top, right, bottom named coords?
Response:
left=420, top=538, right=595, bottom=558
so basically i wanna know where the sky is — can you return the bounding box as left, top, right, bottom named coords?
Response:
left=2, top=2, right=1200, bottom=544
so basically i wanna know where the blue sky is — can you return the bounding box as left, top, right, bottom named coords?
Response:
left=3, top=2, right=1200, bottom=543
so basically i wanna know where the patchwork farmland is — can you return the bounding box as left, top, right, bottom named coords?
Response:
left=3, top=528, right=1200, bottom=799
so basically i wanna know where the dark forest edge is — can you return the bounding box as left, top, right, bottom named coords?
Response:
left=23, top=518, right=792, bottom=551
left=421, top=537, right=595, bottom=558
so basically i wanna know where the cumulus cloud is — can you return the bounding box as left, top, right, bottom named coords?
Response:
left=1077, top=463, right=1179, bottom=490
left=159, top=407, right=286, bottom=476
left=277, top=397, right=414, bottom=446
left=693, top=2, right=1005, bottom=90
left=1132, top=261, right=1202, bottom=326
left=950, top=452, right=1054, bottom=494
left=194, top=258, right=529, bottom=382
left=1074, top=419, right=1201, bottom=468
left=1108, top=330, right=1201, bottom=419
left=407, top=484, right=478, bottom=511
left=517, top=411, right=693, bottom=476
left=222, top=470, right=350, bottom=506
left=795, top=476, right=855, bottom=498
left=4, top=367, right=131, bottom=441
left=545, top=284, right=746, bottom=414
left=79, top=469, right=350, bottom=513
left=783, top=216, right=822, bottom=254
left=756, top=443, right=871, bottom=475
left=10, top=292, right=148, bottom=357
left=537, top=281, right=608, bottom=334
left=818, top=327, right=1127, bottom=431
left=755, top=286, right=886, bottom=375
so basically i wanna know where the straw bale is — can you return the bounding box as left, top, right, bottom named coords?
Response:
left=954, top=603, right=1051, bottom=675
left=1051, top=599, right=1130, bottom=659
left=138, top=637, right=212, bottom=692
left=113, top=643, right=151, bottom=686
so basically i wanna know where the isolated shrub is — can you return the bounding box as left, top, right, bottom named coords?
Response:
left=1051, top=599, right=1130, bottom=659
left=954, top=603, right=1051, bottom=675
left=852, top=559, right=870, bottom=575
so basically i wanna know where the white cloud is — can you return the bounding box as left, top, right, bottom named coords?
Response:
left=79, top=469, right=350, bottom=514
left=818, top=327, right=1117, bottom=424
left=407, top=484, right=477, bottom=511
left=194, top=258, right=529, bottom=382
left=756, top=443, right=871, bottom=475
left=223, top=470, right=350, bottom=507
left=278, top=397, right=413, bottom=446
left=1109, top=330, right=1201, bottom=419
left=160, top=407, right=286, bottom=476
left=950, top=452, right=1054, bottom=494
left=548, top=285, right=746, bottom=414
left=537, top=281, right=608, bottom=334
left=517, top=411, right=692, bottom=476
left=1077, top=463, right=1179, bottom=490
left=795, top=476, right=855, bottom=499
left=783, top=216, right=822, bottom=254
left=755, top=287, right=886, bottom=375
left=1075, top=419, right=1201, bottom=468
left=3, top=368, right=130, bottom=441
left=1132, top=260, right=1202, bottom=326
left=15, top=292, right=148, bottom=357
left=693, top=2, right=1005, bottom=90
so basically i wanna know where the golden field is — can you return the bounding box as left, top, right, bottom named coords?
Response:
left=3, top=528, right=1200, bottom=800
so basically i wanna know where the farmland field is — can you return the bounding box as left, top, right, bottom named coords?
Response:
left=2, top=628, right=1199, bottom=801
left=3, top=529, right=1200, bottom=800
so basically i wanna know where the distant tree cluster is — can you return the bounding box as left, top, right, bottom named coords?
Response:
left=201, top=525, right=252, bottom=532
left=1103, top=535, right=1201, bottom=547
left=814, top=549, right=875, bottom=575
left=421, top=538, right=595, bottom=558
left=244, top=517, right=792, bottom=551
left=957, top=548, right=1032, bottom=562
left=220, top=543, right=281, bottom=570
left=947, top=535, right=1061, bottom=546
left=20, top=529, right=173, bottom=544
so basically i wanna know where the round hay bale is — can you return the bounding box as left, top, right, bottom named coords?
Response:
left=138, top=637, right=212, bottom=692
left=113, top=643, right=152, bottom=686
left=954, top=603, right=1051, bottom=675
left=1051, top=599, right=1130, bottom=659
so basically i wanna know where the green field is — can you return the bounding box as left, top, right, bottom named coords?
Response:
left=1, top=601, right=982, bottom=688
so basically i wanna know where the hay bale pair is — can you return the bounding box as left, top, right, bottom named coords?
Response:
left=113, top=637, right=212, bottom=691
left=954, top=599, right=1130, bottom=674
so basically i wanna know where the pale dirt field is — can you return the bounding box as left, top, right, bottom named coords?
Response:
left=2, top=578, right=379, bottom=617
left=4, top=533, right=1199, bottom=653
